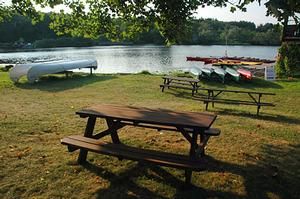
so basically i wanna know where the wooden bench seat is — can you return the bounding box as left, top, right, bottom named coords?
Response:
left=61, top=135, right=206, bottom=171
left=168, top=81, right=195, bottom=86
left=160, top=84, right=194, bottom=90
left=204, top=128, right=221, bottom=136
left=163, top=76, right=200, bottom=83
left=161, top=76, right=200, bottom=96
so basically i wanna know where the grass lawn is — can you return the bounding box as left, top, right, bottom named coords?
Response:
left=0, top=71, right=299, bottom=199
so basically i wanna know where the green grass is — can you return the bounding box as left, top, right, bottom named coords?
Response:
left=0, top=71, right=299, bottom=199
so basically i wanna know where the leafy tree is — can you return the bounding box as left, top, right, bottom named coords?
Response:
left=0, top=1, right=13, bottom=23
left=276, top=43, right=300, bottom=77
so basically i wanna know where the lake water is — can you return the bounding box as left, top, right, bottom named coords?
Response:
left=0, top=45, right=278, bottom=74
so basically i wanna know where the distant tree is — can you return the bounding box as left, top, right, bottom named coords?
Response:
left=0, top=12, right=281, bottom=46
left=228, top=21, right=256, bottom=31
left=8, top=0, right=298, bottom=44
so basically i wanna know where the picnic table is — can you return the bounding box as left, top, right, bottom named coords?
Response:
left=160, top=76, right=200, bottom=96
left=197, top=87, right=275, bottom=115
left=61, top=104, right=220, bottom=184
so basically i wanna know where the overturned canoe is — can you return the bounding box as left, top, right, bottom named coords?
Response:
left=200, top=67, right=214, bottom=78
left=237, top=68, right=253, bottom=80
left=211, top=66, right=226, bottom=83
left=225, top=67, right=240, bottom=82
left=9, top=59, right=97, bottom=83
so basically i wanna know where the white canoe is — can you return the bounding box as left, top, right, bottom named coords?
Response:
left=9, top=59, right=97, bottom=83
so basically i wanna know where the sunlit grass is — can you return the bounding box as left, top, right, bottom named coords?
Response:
left=0, top=71, right=299, bottom=199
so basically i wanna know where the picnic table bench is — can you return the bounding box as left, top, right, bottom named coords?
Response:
left=160, top=76, right=200, bottom=96
left=61, top=104, right=220, bottom=184
left=197, top=88, right=275, bottom=115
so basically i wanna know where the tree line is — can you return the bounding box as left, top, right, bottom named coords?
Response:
left=0, top=13, right=281, bottom=48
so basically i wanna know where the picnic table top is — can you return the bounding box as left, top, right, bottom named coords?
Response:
left=163, top=76, right=200, bottom=83
left=197, top=87, right=275, bottom=95
left=76, top=104, right=217, bottom=130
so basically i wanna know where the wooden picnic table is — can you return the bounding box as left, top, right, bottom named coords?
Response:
left=197, top=87, right=275, bottom=115
left=160, top=76, right=200, bottom=96
left=61, top=104, right=220, bottom=184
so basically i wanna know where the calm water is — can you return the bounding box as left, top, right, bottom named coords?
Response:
left=0, top=45, right=278, bottom=73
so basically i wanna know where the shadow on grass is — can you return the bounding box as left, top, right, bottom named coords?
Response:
left=205, top=143, right=300, bottom=199
left=162, top=89, right=300, bottom=125
left=15, top=74, right=117, bottom=92
left=81, top=143, right=299, bottom=199
left=83, top=162, right=240, bottom=199
left=214, top=108, right=300, bottom=125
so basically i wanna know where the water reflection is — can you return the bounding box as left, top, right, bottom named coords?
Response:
left=0, top=45, right=278, bottom=73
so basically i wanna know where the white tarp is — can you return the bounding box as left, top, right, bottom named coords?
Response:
left=10, top=59, right=97, bottom=83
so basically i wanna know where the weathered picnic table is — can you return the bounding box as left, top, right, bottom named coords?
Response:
left=61, top=104, right=220, bottom=184
left=197, top=88, right=275, bottom=115
left=160, top=76, right=200, bottom=96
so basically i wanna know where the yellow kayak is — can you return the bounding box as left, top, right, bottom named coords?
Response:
left=240, top=61, right=263, bottom=65
left=213, top=60, right=263, bottom=66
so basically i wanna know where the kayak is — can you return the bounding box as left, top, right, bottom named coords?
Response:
left=200, top=67, right=214, bottom=78
left=213, top=60, right=241, bottom=66
left=225, top=67, right=240, bottom=82
left=187, top=56, right=269, bottom=65
left=10, top=59, right=97, bottom=83
left=220, top=56, right=275, bottom=63
left=213, top=60, right=263, bottom=66
left=212, top=66, right=226, bottom=83
left=237, top=68, right=253, bottom=80
left=186, top=57, right=219, bottom=64
left=189, top=67, right=202, bottom=76
left=240, top=61, right=263, bottom=65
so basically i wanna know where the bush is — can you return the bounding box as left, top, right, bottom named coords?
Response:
left=138, top=70, right=152, bottom=75
left=276, top=43, right=300, bottom=77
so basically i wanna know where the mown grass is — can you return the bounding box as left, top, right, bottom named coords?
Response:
left=0, top=71, right=299, bottom=199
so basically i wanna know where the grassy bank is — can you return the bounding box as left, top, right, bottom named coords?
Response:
left=0, top=72, right=299, bottom=199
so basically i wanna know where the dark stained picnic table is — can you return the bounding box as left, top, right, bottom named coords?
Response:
left=61, top=104, right=220, bottom=184
left=160, top=76, right=200, bottom=96
left=196, top=87, right=275, bottom=115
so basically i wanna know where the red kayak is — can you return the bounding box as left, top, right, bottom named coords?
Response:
left=237, top=68, right=252, bottom=80
left=187, top=56, right=275, bottom=64
left=186, top=57, right=219, bottom=64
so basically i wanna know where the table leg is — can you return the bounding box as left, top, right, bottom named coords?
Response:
left=257, top=94, right=262, bottom=115
left=106, top=119, right=121, bottom=144
left=192, top=83, right=196, bottom=96
left=205, top=91, right=211, bottom=110
left=162, top=79, right=167, bottom=92
left=199, top=133, right=205, bottom=156
left=185, top=132, right=198, bottom=184
left=212, top=91, right=215, bottom=108
left=78, top=116, right=97, bottom=164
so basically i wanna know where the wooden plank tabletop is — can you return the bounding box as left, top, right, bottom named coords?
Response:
left=163, top=76, right=200, bottom=83
left=197, top=87, right=275, bottom=95
left=76, top=104, right=216, bottom=130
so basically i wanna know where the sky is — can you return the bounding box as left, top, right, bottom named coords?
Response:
left=195, top=2, right=278, bottom=25
left=3, top=0, right=278, bottom=25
